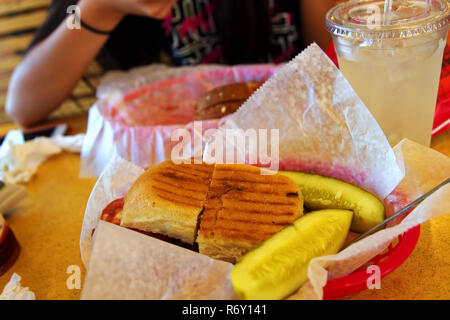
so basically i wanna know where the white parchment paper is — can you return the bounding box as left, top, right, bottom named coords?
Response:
left=80, top=44, right=450, bottom=299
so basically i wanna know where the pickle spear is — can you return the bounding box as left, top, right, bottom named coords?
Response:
left=231, top=209, right=352, bottom=300
left=279, top=171, right=385, bottom=233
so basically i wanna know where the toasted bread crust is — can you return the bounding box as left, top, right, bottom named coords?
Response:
left=196, top=164, right=303, bottom=262
left=120, top=162, right=303, bottom=262
left=120, top=161, right=214, bottom=244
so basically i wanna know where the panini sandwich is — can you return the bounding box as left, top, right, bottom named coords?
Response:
left=196, top=164, right=304, bottom=263
left=120, top=161, right=214, bottom=245
left=116, top=161, right=303, bottom=262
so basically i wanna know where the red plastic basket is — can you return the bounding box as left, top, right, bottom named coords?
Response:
left=96, top=65, right=421, bottom=300
left=322, top=225, right=420, bottom=299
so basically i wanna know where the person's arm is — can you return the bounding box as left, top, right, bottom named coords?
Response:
left=298, top=0, right=340, bottom=50
left=6, top=0, right=176, bottom=127
left=6, top=1, right=123, bottom=127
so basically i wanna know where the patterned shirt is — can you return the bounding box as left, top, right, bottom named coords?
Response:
left=161, top=0, right=300, bottom=66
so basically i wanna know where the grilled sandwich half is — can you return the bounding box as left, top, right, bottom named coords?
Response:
left=120, top=161, right=303, bottom=262
left=196, top=164, right=303, bottom=263
left=120, top=161, right=214, bottom=245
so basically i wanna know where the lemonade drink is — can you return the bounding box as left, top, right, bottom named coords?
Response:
left=326, top=0, right=450, bottom=146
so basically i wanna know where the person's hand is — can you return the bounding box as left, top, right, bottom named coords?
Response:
left=78, top=0, right=178, bottom=32
left=93, top=0, right=178, bottom=19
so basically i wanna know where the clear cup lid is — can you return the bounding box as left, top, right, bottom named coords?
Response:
left=326, top=0, right=450, bottom=40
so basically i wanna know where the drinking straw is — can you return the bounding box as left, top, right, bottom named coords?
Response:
left=383, top=0, right=394, bottom=25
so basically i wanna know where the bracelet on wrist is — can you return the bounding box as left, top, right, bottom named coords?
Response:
left=80, top=18, right=114, bottom=35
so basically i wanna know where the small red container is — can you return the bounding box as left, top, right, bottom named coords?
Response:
left=0, top=223, right=21, bottom=277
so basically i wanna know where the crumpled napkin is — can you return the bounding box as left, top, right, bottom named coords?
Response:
left=0, top=273, right=35, bottom=300
left=0, top=130, right=84, bottom=184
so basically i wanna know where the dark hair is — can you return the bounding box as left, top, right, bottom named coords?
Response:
left=28, top=0, right=294, bottom=69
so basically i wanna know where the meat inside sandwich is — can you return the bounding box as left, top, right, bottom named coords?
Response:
left=107, top=161, right=303, bottom=263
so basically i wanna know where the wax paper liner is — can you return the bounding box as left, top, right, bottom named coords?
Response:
left=207, top=44, right=403, bottom=199
left=80, top=44, right=450, bottom=299
left=81, top=221, right=237, bottom=300
left=80, top=64, right=278, bottom=177
left=80, top=140, right=450, bottom=300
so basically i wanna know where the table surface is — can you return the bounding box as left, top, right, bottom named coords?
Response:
left=0, top=115, right=449, bottom=300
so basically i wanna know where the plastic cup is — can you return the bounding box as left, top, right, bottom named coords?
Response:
left=326, top=0, right=450, bottom=146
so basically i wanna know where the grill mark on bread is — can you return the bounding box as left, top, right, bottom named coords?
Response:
left=152, top=176, right=211, bottom=193
left=213, top=178, right=290, bottom=186
left=151, top=184, right=205, bottom=202
left=207, top=227, right=283, bottom=241
left=164, top=166, right=212, bottom=179
left=213, top=225, right=285, bottom=234
left=203, top=214, right=293, bottom=226
left=206, top=189, right=300, bottom=211
left=158, top=171, right=209, bottom=184
left=197, top=164, right=302, bottom=249
left=207, top=183, right=296, bottom=195
left=203, top=206, right=299, bottom=216
left=214, top=219, right=287, bottom=233
left=220, top=189, right=299, bottom=197
left=214, top=167, right=278, bottom=176
left=177, top=163, right=214, bottom=174
left=220, top=195, right=299, bottom=206
left=207, top=183, right=299, bottom=199
left=221, top=201, right=298, bottom=213
left=167, top=164, right=214, bottom=177
left=151, top=186, right=203, bottom=208
left=215, top=166, right=267, bottom=173
left=122, top=161, right=301, bottom=261
left=120, top=160, right=215, bottom=245
left=152, top=177, right=210, bottom=193
left=200, top=210, right=293, bottom=226
left=207, top=201, right=299, bottom=214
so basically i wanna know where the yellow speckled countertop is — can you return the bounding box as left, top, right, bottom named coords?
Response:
left=0, top=115, right=449, bottom=300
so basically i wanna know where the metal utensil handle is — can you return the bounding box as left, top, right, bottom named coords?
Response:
left=349, top=177, right=450, bottom=245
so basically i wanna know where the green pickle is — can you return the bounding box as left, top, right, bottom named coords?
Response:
left=231, top=209, right=353, bottom=300
left=279, top=171, right=385, bottom=233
